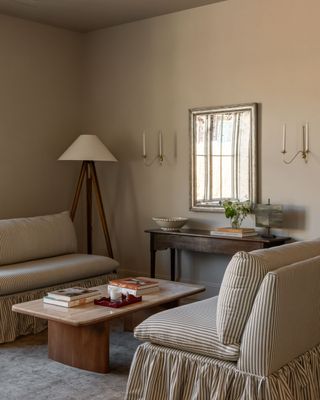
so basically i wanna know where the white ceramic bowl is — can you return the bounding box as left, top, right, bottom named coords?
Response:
left=152, top=217, right=188, bottom=231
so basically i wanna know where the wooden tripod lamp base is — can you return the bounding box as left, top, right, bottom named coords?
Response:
left=58, top=135, right=117, bottom=258
left=71, top=161, right=113, bottom=257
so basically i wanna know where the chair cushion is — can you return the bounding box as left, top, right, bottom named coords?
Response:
left=0, top=253, right=118, bottom=295
left=0, top=211, right=77, bottom=265
left=134, top=296, right=240, bottom=362
left=217, top=239, right=320, bottom=345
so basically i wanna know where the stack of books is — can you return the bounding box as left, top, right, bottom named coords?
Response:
left=210, top=227, right=258, bottom=238
left=108, top=277, right=159, bottom=296
left=43, top=287, right=101, bottom=307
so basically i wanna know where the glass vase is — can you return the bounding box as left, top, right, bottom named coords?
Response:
left=231, top=217, right=240, bottom=229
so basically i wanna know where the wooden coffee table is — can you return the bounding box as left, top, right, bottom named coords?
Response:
left=12, top=280, right=205, bottom=373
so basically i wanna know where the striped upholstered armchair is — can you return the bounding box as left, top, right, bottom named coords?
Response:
left=125, top=239, right=320, bottom=400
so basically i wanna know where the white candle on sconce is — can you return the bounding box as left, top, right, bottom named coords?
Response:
left=305, top=122, right=309, bottom=152
left=302, top=125, right=306, bottom=152
left=142, top=131, right=146, bottom=157
left=282, top=124, right=287, bottom=153
left=159, top=131, right=163, bottom=157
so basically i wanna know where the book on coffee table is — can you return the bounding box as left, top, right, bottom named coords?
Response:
left=47, top=287, right=101, bottom=301
left=109, top=277, right=159, bottom=290
left=108, top=285, right=160, bottom=296
left=43, top=294, right=100, bottom=308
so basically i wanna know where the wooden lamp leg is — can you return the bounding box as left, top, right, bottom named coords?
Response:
left=70, top=161, right=86, bottom=221
left=90, top=162, right=113, bottom=258
left=86, top=163, right=93, bottom=254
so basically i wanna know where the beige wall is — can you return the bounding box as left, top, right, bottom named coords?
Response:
left=82, top=0, right=320, bottom=296
left=0, top=14, right=83, bottom=223
left=2, top=0, right=320, bottom=297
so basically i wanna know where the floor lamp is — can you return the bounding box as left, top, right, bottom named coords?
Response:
left=59, top=134, right=117, bottom=258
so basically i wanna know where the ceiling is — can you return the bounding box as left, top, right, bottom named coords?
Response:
left=0, top=0, right=226, bottom=32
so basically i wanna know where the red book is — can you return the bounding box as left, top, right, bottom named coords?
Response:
left=109, top=277, right=159, bottom=290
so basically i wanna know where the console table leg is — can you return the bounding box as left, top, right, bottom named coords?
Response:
left=170, top=248, right=176, bottom=281
left=151, top=250, right=156, bottom=278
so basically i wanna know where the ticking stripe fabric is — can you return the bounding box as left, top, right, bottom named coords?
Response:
left=134, top=297, right=240, bottom=362
left=251, top=238, right=320, bottom=268
left=0, top=211, right=77, bottom=265
left=125, top=342, right=320, bottom=400
left=217, top=239, right=320, bottom=345
left=0, top=272, right=116, bottom=343
left=238, top=272, right=278, bottom=376
left=0, top=253, right=119, bottom=295
left=240, top=255, right=320, bottom=376
left=216, top=251, right=268, bottom=345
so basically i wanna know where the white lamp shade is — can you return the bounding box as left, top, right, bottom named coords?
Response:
left=58, top=135, right=117, bottom=162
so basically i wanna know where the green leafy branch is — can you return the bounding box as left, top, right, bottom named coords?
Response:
left=222, top=200, right=252, bottom=228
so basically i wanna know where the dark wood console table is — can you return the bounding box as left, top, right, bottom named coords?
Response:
left=145, top=229, right=291, bottom=281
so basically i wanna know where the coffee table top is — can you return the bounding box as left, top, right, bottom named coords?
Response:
left=12, top=280, right=205, bottom=327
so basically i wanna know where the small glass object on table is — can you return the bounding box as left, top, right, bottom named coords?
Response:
left=109, top=286, right=122, bottom=301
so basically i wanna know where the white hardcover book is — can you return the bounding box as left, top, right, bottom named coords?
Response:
left=43, top=294, right=100, bottom=307
left=47, top=286, right=101, bottom=301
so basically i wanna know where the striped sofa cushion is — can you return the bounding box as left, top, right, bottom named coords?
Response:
left=217, top=239, right=320, bottom=345
left=0, top=253, right=119, bottom=295
left=134, top=296, right=240, bottom=362
left=0, top=211, right=77, bottom=265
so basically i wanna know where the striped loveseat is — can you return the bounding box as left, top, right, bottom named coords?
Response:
left=0, top=211, right=118, bottom=343
left=125, top=239, right=320, bottom=400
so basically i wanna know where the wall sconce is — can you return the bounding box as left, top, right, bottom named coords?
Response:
left=281, top=123, right=310, bottom=164
left=142, top=130, right=165, bottom=166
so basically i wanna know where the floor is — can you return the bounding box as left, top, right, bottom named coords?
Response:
left=0, top=321, right=140, bottom=400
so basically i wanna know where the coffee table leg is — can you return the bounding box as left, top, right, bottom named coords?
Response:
left=48, top=320, right=110, bottom=373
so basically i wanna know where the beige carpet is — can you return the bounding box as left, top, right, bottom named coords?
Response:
left=0, top=320, right=140, bottom=400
